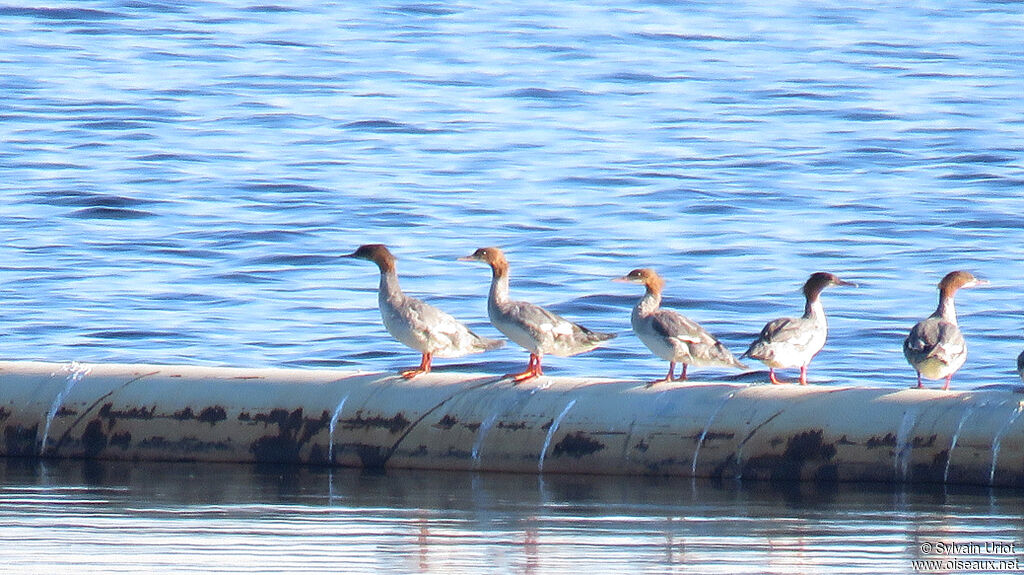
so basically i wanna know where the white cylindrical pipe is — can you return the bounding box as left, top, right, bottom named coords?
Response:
left=1, top=361, right=1021, bottom=487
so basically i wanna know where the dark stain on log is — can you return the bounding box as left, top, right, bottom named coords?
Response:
left=540, top=418, right=555, bottom=431
left=552, top=432, right=606, bottom=459
left=308, top=443, right=327, bottom=465
left=866, top=433, right=897, bottom=448
left=434, top=414, right=459, bottom=430
left=634, top=438, right=649, bottom=452
left=4, top=423, right=38, bottom=457
left=303, top=411, right=330, bottom=443
left=353, top=443, right=388, bottom=468
left=342, top=411, right=410, bottom=434
left=172, top=405, right=193, bottom=419
left=409, top=445, right=428, bottom=457
left=703, top=431, right=735, bottom=441
left=81, top=419, right=107, bottom=458
left=98, top=403, right=155, bottom=424
left=911, top=449, right=949, bottom=483
left=109, top=430, right=132, bottom=450
left=912, top=434, right=937, bottom=448
left=444, top=447, right=471, bottom=459
left=55, top=406, right=77, bottom=417
left=173, top=407, right=195, bottom=420
left=238, top=412, right=251, bottom=422
left=171, top=406, right=227, bottom=424
left=253, top=408, right=302, bottom=428
left=463, top=422, right=481, bottom=432
left=644, top=457, right=681, bottom=474
left=249, top=408, right=331, bottom=463
left=742, top=429, right=837, bottom=483
left=837, top=434, right=856, bottom=445
left=197, top=406, right=227, bottom=425
left=498, top=421, right=527, bottom=431
left=137, top=436, right=233, bottom=454
left=815, top=464, right=839, bottom=483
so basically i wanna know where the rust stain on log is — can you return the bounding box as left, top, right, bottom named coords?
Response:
left=248, top=408, right=330, bottom=464
left=741, top=429, right=838, bottom=483
left=197, top=406, right=227, bottom=425
left=99, top=403, right=156, bottom=423
left=552, top=432, right=606, bottom=459
left=342, top=411, right=410, bottom=434
left=4, top=423, right=38, bottom=457
left=434, top=414, right=459, bottom=430
left=81, top=419, right=107, bottom=458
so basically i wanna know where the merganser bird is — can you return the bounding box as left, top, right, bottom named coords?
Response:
left=345, top=244, right=502, bottom=378
left=458, top=247, right=615, bottom=382
left=741, top=272, right=855, bottom=385
left=614, top=268, right=746, bottom=384
left=903, top=270, right=987, bottom=390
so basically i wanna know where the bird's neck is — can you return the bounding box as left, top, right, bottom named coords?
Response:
left=378, top=270, right=404, bottom=304
left=803, top=296, right=825, bottom=322
left=488, top=264, right=510, bottom=305
left=934, top=294, right=957, bottom=324
left=635, top=285, right=662, bottom=316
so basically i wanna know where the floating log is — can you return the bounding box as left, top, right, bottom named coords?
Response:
left=1, top=361, right=1022, bottom=487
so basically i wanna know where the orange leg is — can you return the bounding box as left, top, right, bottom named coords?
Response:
left=680, top=363, right=688, bottom=381
left=646, top=362, right=675, bottom=387
left=943, top=375, right=952, bottom=391
left=512, top=353, right=542, bottom=383
left=401, top=353, right=432, bottom=379
left=916, top=373, right=923, bottom=389
left=769, top=368, right=782, bottom=385
left=799, top=365, right=808, bottom=386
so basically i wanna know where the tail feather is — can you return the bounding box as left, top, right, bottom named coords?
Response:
left=740, top=341, right=765, bottom=361
left=467, top=329, right=503, bottom=352
left=575, top=322, right=616, bottom=343
left=478, top=336, right=504, bottom=351
left=713, top=342, right=748, bottom=370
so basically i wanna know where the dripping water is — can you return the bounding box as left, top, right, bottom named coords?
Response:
left=40, top=363, right=91, bottom=457
left=989, top=401, right=1024, bottom=486
left=893, top=408, right=919, bottom=482
left=538, top=399, right=577, bottom=473
left=327, top=394, right=350, bottom=464
left=691, top=391, right=737, bottom=476
left=944, top=404, right=979, bottom=484
left=471, top=411, right=501, bottom=468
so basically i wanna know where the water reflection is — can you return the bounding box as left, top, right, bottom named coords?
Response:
left=2, top=459, right=1022, bottom=573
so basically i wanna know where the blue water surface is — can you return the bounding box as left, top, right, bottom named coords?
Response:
left=2, top=1, right=1024, bottom=388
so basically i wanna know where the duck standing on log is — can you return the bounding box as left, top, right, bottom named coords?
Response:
left=742, top=272, right=855, bottom=385
left=345, top=244, right=502, bottom=378
left=614, top=268, right=746, bottom=385
left=459, top=246, right=615, bottom=382
left=903, top=270, right=987, bottom=390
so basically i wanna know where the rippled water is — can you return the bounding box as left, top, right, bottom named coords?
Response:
left=3, top=459, right=1024, bottom=575
left=2, top=1, right=1024, bottom=572
left=2, top=0, right=1023, bottom=387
